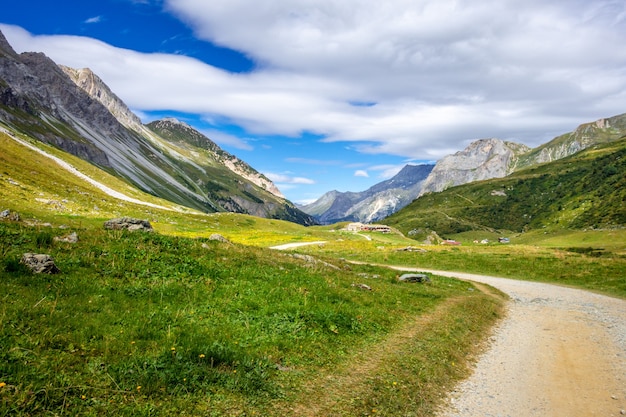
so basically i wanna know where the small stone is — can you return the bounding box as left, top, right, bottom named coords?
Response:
left=351, top=283, right=372, bottom=291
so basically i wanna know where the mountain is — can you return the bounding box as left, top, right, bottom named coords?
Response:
left=385, top=137, right=626, bottom=238
left=0, top=30, right=315, bottom=225
left=300, top=164, right=434, bottom=224
left=513, top=113, right=626, bottom=169
left=419, top=114, right=626, bottom=198
left=419, top=139, right=531, bottom=196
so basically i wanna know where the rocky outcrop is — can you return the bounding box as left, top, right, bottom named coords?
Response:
left=21, top=253, right=60, bottom=274
left=419, top=139, right=530, bottom=196
left=0, top=209, right=20, bottom=221
left=54, top=232, right=79, bottom=243
left=103, top=217, right=154, bottom=232
left=60, top=66, right=144, bottom=132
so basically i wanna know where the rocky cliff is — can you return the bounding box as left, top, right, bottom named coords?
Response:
left=419, top=139, right=531, bottom=196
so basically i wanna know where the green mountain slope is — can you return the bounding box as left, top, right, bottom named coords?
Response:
left=512, top=112, right=626, bottom=171
left=385, top=138, right=626, bottom=237
left=0, top=30, right=315, bottom=225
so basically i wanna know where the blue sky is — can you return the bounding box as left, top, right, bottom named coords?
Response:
left=2, top=0, right=625, bottom=204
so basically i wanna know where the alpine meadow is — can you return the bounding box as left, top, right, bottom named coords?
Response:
left=1, top=21, right=625, bottom=417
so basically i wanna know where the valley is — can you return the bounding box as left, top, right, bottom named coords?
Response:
left=1, top=27, right=625, bottom=417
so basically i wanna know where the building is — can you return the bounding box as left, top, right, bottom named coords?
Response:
left=346, top=222, right=391, bottom=233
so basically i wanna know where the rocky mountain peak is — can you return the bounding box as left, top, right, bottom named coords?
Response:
left=301, top=164, right=434, bottom=224
left=0, top=30, right=17, bottom=58
left=160, top=117, right=190, bottom=127
left=146, top=118, right=286, bottom=199
left=60, top=65, right=143, bottom=131
left=419, top=138, right=529, bottom=196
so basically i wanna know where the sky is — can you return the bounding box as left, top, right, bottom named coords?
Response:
left=1, top=0, right=625, bottom=204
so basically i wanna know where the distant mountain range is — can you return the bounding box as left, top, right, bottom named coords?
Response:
left=302, top=113, right=626, bottom=225
left=0, top=30, right=316, bottom=225
left=385, top=136, right=626, bottom=238
left=299, top=164, right=434, bottom=224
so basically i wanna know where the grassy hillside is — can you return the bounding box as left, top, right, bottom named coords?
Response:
left=0, top=125, right=505, bottom=416
left=0, top=219, right=493, bottom=416
left=385, top=138, right=626, bottom=237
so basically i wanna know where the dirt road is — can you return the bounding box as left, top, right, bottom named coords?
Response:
left=413, top=270, right=626, bottom=417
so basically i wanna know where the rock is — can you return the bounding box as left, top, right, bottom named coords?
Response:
left=54, top=232, right=78, bottom=243
left=395, top=246, right=428, bottom=252
left=208, top=233, right=230, bottom=243
left=398, top=273, right=431, bottom=283
left=0, top=209, right=20, bottom=221
left=351, top=283, right=372, bottom=291
left=104, top=217, right=153, bottom=232
left=20, top=253, right=60, bottom=274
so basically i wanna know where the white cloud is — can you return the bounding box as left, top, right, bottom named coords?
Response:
left=84, top=16, right=103, bottom=24
left=264, top=172, right=315, bottom=185
left=354, top=170, right=369, bottom=178
left=2, top=0, right=626, bottom=160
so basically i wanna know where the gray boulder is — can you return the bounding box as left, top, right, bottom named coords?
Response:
left=0, top=209, right=20, bottom=221
left=104, top=217, right=153, bottom=232
left=208, top=233, right=230, bottom=243
left=54, top=232, right=78, bottom=243
left=398, top=273, right=431, bottom=283
left=21, top=253, right=60, bottom=274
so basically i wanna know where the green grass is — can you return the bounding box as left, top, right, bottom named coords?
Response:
left=301, top=232, right=626, bottom=298
left=0, top=221, right=493, bottom=416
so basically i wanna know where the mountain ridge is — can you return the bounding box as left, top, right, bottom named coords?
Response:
left=385, top=136, right=626, bottom=237
left=300, top=164, right=434, bottom=224
left=0, top=30, right=315, bottom=225
left=304, top=112, right=626, bottom=225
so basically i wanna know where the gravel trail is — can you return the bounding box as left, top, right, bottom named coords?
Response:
left=417, top=270, right=626, bottom=417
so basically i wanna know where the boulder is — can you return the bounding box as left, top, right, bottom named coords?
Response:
left=20, top=253, right=60, bottom=274
left=398, top=273, right=431, bottom=283
left=208, top=233, right=230, bottom=244
left=104, top=217, right=153, bottom=232
left=0, top=209, right=20, bottom=221
left=54, top=232, right=78, bottom=243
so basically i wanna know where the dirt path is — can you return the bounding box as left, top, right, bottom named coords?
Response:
left=269, top=250, right=625, bottom=415
left=410, top=270, right=626, bottom=417
left=2, top=127, right=176, bottom=211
